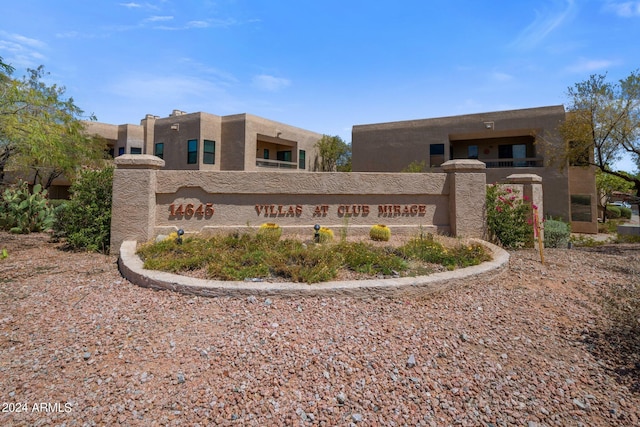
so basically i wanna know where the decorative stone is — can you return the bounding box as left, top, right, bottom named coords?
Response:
left=407, top=354, right=416, bottom=368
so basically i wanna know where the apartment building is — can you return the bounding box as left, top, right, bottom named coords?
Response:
left=352, top=105, right=597, bottom=233
left=84, top=110, right=323, bottom=172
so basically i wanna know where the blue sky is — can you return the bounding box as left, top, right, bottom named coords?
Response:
left=1, top=0, right=639, bottom=171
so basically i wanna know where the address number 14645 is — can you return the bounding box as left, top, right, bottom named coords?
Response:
left=169, top=203, right=214, bottom=218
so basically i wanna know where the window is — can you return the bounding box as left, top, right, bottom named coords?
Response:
left=299, top=149, right=306, bottom=169
left=130, top=147, right=142, bottom=154
left=429, top=144, right=445, bottom=167
left=499, top=143, right=527, bottom=166
left=154, top=143, right=164, bottom=159
left=264, top=149, right=269, bottom=159
left=187, top=139, right=198, bottom=164
left=571, top=195, right=592, bottom=222
left=118, top=147, right=125, bottom=156
left=468, top=145, right=478, bottom=159
left=498, top=144, right=513, bottom=159
left=204, top=140, right=215, bottom=164
left=277, top=150, right=292, bottom=162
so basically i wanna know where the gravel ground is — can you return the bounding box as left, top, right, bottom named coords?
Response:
left=1, top=231, right=639, bottom=426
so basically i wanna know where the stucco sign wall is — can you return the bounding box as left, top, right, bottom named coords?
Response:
left=110, top=156, right=489, bottom=253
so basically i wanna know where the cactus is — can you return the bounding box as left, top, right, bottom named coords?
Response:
left=317, top=226, right=334, bottom=243
left=0, top=182, right=55, bottom=234
left=258, top=223, right=282, bottom=241
left=370, top=224, right=391, bottom=241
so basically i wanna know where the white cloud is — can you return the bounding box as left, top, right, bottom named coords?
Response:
left=252, top=74, right=291, bottom=92
left=565, top=58, right=615, bottom=73
left=146, top=15, right=173, bottom=23
left=120, top=2, right=142, bottom=8
left=99, top=73, right=246, bottom=122
left=490, top=72, right=515, bottom=82
left=176, top=58, right=239, bottom=84
left=604, top=1, right=640, bottom=17
left=0, top=32, right=47, bottom=68
left=8, top=33, right=46, bottom=49
left=55, top=31, right=79, bottom=39
left=110, top=74, right=225, bottom=101
left=510, top=0, right=577, bottom=49
left=186, top=21, right=210, bottom=28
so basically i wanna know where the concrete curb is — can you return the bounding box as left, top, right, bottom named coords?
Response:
left=118, top=239, right=510, bottom=298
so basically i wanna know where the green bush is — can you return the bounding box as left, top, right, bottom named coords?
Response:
left=486, top=185, right=533, bottom=249
left=606, top=205, right=622, bottom=219
left=544, top=219, right=571, bottom=248
left=53, top=167, right=113, bottom=253
left=619, top=206, right=632, bottom=219
left=0, top=182, right=55, bottom=233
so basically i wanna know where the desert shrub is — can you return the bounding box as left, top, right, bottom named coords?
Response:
left=599, top=218, right=623, bottom=234
left=258, top=223, right=282, bottom=241
left=54, top=167, right=113, bottom=253
left=544, top=219, right=571, bottom=248
left=137, top=231, right=492, bottom=284
left=606, top=205, right=622, bottom=219
left=401, top=160, right=430, bottom=173
left=369, top=224, right=391, bottom=241
left=337, top=241, right=406, bottom=274
left=397, top=233, right=490, bottom=270
left=0, top=181, right=54, bottom=234
left=486, top=184, right=533, bottom=249
left=616, top=234, right=640, bottom=244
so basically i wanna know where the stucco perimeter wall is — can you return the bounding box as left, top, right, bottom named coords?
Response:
left=110, top=157, right=489, bottom=253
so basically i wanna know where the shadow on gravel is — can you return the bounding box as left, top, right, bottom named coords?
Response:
left=587, top=283, right=640, bottom=394
left=583, top=327, right=640, bottom=394
left=573, top=244, right=640, bottom=394
left=577, top=244, right=640, bottom=256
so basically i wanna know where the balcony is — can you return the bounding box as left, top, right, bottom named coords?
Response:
left=482, top=157, right=543, bottom=168
left=256, top=159, right=298, bottom=169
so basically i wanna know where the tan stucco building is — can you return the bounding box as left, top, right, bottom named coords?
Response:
left=352, top=105, right=597, bottom=233
left=84, top=110, right=323, bottom=172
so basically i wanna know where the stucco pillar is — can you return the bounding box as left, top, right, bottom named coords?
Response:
left=441, top=160, right=487, bottom=238
left=110, top=155, right=165, bottom=254
left=506, top=174, right=544, bottom=245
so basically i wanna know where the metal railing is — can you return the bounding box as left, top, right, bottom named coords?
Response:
left=256, top=159, right=298, bottom=169
left=482, top=157, right=543, bottom=168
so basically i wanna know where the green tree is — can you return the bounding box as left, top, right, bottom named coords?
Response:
left=0, top=65, right=106, bottom=188
left=596, top=169, right=634, bottom=221
left=337, top=141, right=352, bottom=172
left=558, top=70, right=640, bottom=196
left=314, top=135, right=351, bottom=171
left=0, top=56, right=14, bottom=75
left=401, top=160, right=431, bottom=173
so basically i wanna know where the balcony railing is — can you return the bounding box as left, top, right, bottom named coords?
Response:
left=256, top=159, right=298, bottom=169
left=482, top=157, right=543, bottom=168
